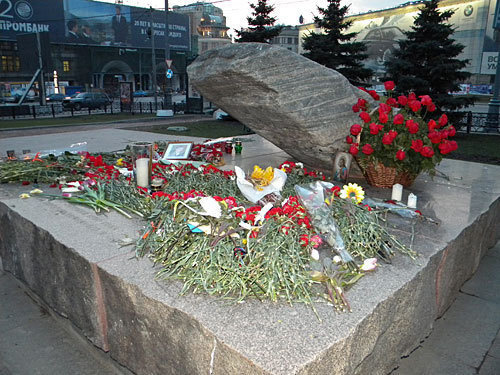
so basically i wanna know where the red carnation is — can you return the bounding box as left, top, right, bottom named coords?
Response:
left=386, top=97, right=398, bottom=107
left=379, top=103, right=391, bottom=113
left=362, top=144, right=374, bottom=155
left=396, top=150, right=406, bottom=161
left=384, top=81, right=395, bottom=91
left=438, top=114, right=448, bottom=127
left=421, top=146, right=435, bottom=158
left=388, top=130, right=398, bottom=139
left=393, top=113, right=404, bottom=125
left=349, top=144, right=359, bottom=156
left=346, top=135, right=353, bottom=144
left=398, top=95, right=408, bottom=106
left=439, top=141, right=453, bottom=155
left=405, top=119, right=419, bottom=134
left=427, top=102, right=436, bottom=112
left=447, top=125, right=456, bottom=137
left=357, top=98, right=367, bottom=110
left=350, top=124, right=362, bottom=136
left=359, top=111, right=371, bottom=123
left=411, top=139, right=424, bottom=153
left=408, top=92, right=417, bottom=100
left=352, top=104, right=360, bottom=113
left=428, top=130, right=442, bottom=144
left=382, top=132, right=394, bottom=145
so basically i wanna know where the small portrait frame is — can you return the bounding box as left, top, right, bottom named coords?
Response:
left=162, top=141, right=193, bottom=160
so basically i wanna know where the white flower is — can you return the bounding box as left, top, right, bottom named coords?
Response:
left=239, top=221, right=252, bottom=230
left=61, top=187, right=81, bottom=193
left=19, top=193, right=30, bottom=199
left=311, top=249, right=320, bottom=261
left=198, top=196, right=222, bottom=218
left=360, top=258, right=378, bottom=271
left=333, top=255, right=342, bottom=264
left=296, top=162, right=304, bottom=168
left=253, top=202, right=273, bottom=225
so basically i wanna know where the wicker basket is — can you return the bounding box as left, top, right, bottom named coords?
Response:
left=360, top=162, right=417, bottom=188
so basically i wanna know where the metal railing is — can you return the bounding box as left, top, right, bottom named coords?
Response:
left=450, top=111, right=500, bottom=134
left=0, top=98, right=204, bottom=121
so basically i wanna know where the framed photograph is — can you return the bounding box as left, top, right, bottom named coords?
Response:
left=162, top=141, right=193, bottom=160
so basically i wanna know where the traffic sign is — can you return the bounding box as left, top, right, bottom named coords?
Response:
left=166, top=69, right=173, bottom=79
left=165, top=59, right=173, bottom=69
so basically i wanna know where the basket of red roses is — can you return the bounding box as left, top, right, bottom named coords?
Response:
left=346, top=81, right=458, bottom=188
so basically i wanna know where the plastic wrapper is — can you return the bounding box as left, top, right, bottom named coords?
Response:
left=363, top=197, right=420, bottom=219
left=295, top=181, right=354, bottom=263
left=235, top=166, right=287, bottom=204
left=38, top=142, right=88, bottom=158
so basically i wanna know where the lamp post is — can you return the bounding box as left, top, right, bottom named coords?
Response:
left=164, top=0, right=172, bottom=109
left=487, top=1, right=500, bottom=131
left=150, top=7, right=158, bottom=110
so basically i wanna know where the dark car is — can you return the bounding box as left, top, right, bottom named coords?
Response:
left=46, top=93, right=65, bottom=102
left=62, top=92, right=113, bottom=110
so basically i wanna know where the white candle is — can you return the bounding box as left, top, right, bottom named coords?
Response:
left=136, top=158, right=150, bottom=187
left=407, top=193, right=417, bottom=209
left=391, top=183, right=403, bottom=201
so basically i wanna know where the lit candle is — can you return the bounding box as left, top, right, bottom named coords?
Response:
left=391, top=183, right=403, bottom=201
left=407, top=193, right=417, bottom=208
left=136, top=158, right=150, bottom=187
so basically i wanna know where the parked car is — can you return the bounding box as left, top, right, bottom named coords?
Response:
left=62, top=92, right=112, bottom=110
left=133, top=90, right=148, bottom=97
left=46, top=93, right=65, bottom=102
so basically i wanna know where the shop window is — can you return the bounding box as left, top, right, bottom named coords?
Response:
left=1, top=56, right=20, bottom=72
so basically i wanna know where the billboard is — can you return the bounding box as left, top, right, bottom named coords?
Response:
left=0, top=0, right=190, bottom=50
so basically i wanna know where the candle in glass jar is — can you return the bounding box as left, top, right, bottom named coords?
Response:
left=407, top=193, right=417, bottom=208
left=391, top=183, right=403, bottom=201
left=136, top=158, right=150, bottom=187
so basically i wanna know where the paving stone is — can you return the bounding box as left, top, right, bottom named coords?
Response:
left=479, top=355, right=500, bottom=375
left=417, top=293, right=500, bottom=369
left=488, top=330, right=500, bottom=359
left=394, top=346, right=476, bottom=375
left=461, top=255, right=500, bottom=304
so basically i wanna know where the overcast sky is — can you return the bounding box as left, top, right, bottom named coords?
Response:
left=106, top=0, right=406, bottom=36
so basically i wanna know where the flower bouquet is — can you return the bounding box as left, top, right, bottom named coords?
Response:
left=347, top=81, right=458, bottom=188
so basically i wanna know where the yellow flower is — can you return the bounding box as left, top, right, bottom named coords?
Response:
left=250, top=165, right=274, bottom=190
left=340, top=183, right=365, bottom=204
left=29, top=188, right=43, bottom=194
left=19, top=193, right=30, bottom=199
left=116, top=158, right=124, bottom=166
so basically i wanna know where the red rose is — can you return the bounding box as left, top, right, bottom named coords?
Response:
left=393, top=113, right=404, bottom=125
left=349, top=144, right=359, bottom=156
left=438, top=114, right=448, bottom=127
left=419, top=95, right=432, bottom=106
left=368, top=90, right=380, bottom=101
left=362, top=144, right=374, bottom=155
left=346, top=135, right=353, bottom=144
left=388, top=130, right=398, bottom=139
left=386, top=97, right=397, bottom=107
left=352, top=104, right=360, bottom=113
left=350, top=124, right=362, bottom=136
left=357, top=98, right=367, bottom=110
left=409, top=100, right=422, bottom=112
left=379, top=103, right=391, bottom=113
left=379, top=111, right=389, bottom=124
left=439, top=141, right=453, bottom=155
left=408, top=92, right=417, bottom=100
left=427, top=103, right=436, bottom=112
left=396, top=150, right=406, bottom=161
left=359, top=111, right=371, bottom=123
left=428, top=119, right=437, bottom=131
left=428, top=130, right=442, bottom=144
left=447, top=125, right=456, bottom=137
left=382, top=132, right=394, bottom=145
left=405, top=119, right=419, bottom=134
left=411, top=139, right=424, bottom=153
left=384, top=81, right=395, bottom=91
left=421, top=146, right=435, bottom=158
left=398, top=95, right=408, bottom=106
left=449, top=140, right=458, bottom=151
left=369, top=122, right=382, bottom=135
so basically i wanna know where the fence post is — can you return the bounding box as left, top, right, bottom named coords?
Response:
left=467, top=111, right=472, bottom=134
left=139, top=102, right=142, bottom=114
left=12, top=106, right=16, bottom=120
left=32, top=106, right=36, bottom=119
left=120, top=101, right=123, bottom=113
left=51, top=104, right=55, bottom=118
left=70, top=107, right=74, bottom=117
left=111, top=103, right=113, bottom=115
left=150, top=102, right=152, bottom=113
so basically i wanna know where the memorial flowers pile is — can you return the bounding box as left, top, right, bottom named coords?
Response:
left=348, top=81, right=458, bottom=186
left=1, top=150, right=418, bottom=314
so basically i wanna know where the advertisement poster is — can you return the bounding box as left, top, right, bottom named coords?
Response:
left=120, top=81, right=133, bottom=111
left=0, top=0, right=190, bottom=50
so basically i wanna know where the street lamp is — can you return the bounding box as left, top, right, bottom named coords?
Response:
left=487, top=1, right=500, bottom=131
left=164, top=0, right=172, bottom=109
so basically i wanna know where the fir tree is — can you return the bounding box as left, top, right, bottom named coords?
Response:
left=235, top=1, right=282, bottom=43
left=302, top=0, right=372, bottom=85
left=385, top=0, right=472, bottom=111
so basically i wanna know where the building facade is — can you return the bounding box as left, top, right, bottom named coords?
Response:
left=0, top=0, right=191, bottom=98
left=270, top=26, right=299, bottom=53
left=298, top=0, right=500, bottom=85
left=173, top=2, right=231, bottom=55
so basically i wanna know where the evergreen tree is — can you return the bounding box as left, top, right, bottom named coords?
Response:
left=302, top=0, right=372, bottom=85
left=385, top=0, right=472, bottom=111
left=235, top=1, right=282, bottom=43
